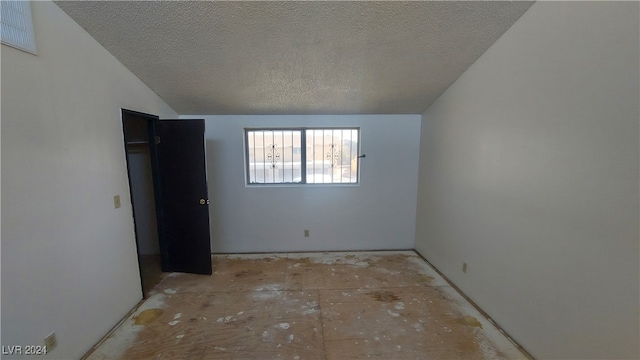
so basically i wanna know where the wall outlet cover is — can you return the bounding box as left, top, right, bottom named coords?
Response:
left=44, top=332, right=57, bottom=350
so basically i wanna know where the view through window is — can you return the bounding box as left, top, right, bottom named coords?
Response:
left=245, top=128, right=359, bottom=185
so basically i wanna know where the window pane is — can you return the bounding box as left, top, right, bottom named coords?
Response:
left=306, top=128, right=358, bottom=184
left=246, top=130, right=302, bottom=184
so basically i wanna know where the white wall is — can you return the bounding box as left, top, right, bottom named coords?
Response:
left=415, top=2, right=639, bottom=359
left=1, top=1, right=177, bottom=358
left=181, top=115, right=421, bottom=253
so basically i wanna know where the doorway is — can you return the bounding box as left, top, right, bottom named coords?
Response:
left=121, top=109, right=165, bottom=297
left=122, top=109, right=213, bottom=297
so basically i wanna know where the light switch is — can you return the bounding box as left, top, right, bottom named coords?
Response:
left=113, top=195, right=121, bottom=209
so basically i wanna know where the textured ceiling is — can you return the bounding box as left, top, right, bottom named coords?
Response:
left=56, top=1, right=533, bottom=115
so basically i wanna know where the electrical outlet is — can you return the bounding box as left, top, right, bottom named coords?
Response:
left=462, top=263, right=467, bottom=273
left=113, top=195, right=121, bottom=209
left=304, top=230, right=310, bottom=237
left=44, top=332, right=57, bottom=351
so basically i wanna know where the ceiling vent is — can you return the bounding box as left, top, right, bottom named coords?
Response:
left=1, top=0, right=37, bottom=55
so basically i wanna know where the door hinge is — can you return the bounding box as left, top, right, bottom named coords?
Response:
left=155, top=136, right=161, bottom=144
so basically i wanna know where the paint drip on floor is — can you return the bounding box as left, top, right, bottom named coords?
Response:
left=458, top=315, right=483, bottom=328
left=133, top=309, right=163, bottom=326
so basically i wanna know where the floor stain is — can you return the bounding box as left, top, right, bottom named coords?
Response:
left=296, top=257, right=313, bottom=266
left=133, top=308, right=163, bottom=326
left=457, top=315, right=483, bottom=328
left=369, top=291, right=400, bottom=302
left=235, top=269, right=263, bottom=277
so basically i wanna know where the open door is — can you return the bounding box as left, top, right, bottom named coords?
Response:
left=149, top=119, right=212, bottom=275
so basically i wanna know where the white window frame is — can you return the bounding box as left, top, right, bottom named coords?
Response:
left=1, top=0, right=37, bottom=55
left=244, top=127, right=361, bottom=186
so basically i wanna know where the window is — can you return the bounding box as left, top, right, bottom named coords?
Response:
left=245, top=128, right=360, bottom=185
left=1, top=1, right=37, bottom=55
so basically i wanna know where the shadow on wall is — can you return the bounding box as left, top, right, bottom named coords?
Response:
left=205, top=138, right=223, bottom=251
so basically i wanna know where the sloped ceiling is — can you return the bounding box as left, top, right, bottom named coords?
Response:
left=56, top=1, right=533, bottom=115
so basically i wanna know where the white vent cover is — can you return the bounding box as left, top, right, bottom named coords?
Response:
left=1, top=0, right=36, bottom=54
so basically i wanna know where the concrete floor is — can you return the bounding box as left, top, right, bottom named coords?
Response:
left=85, top=251, right=528, bottom=359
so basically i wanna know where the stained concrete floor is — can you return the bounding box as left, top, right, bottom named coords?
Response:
left=86, top=251, right=528, bottom=359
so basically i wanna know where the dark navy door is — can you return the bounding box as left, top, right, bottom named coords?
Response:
left=149, top=119, right=212, bottom=275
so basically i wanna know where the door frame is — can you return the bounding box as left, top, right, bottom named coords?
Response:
left=121, top=108, right=162, bottom=297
